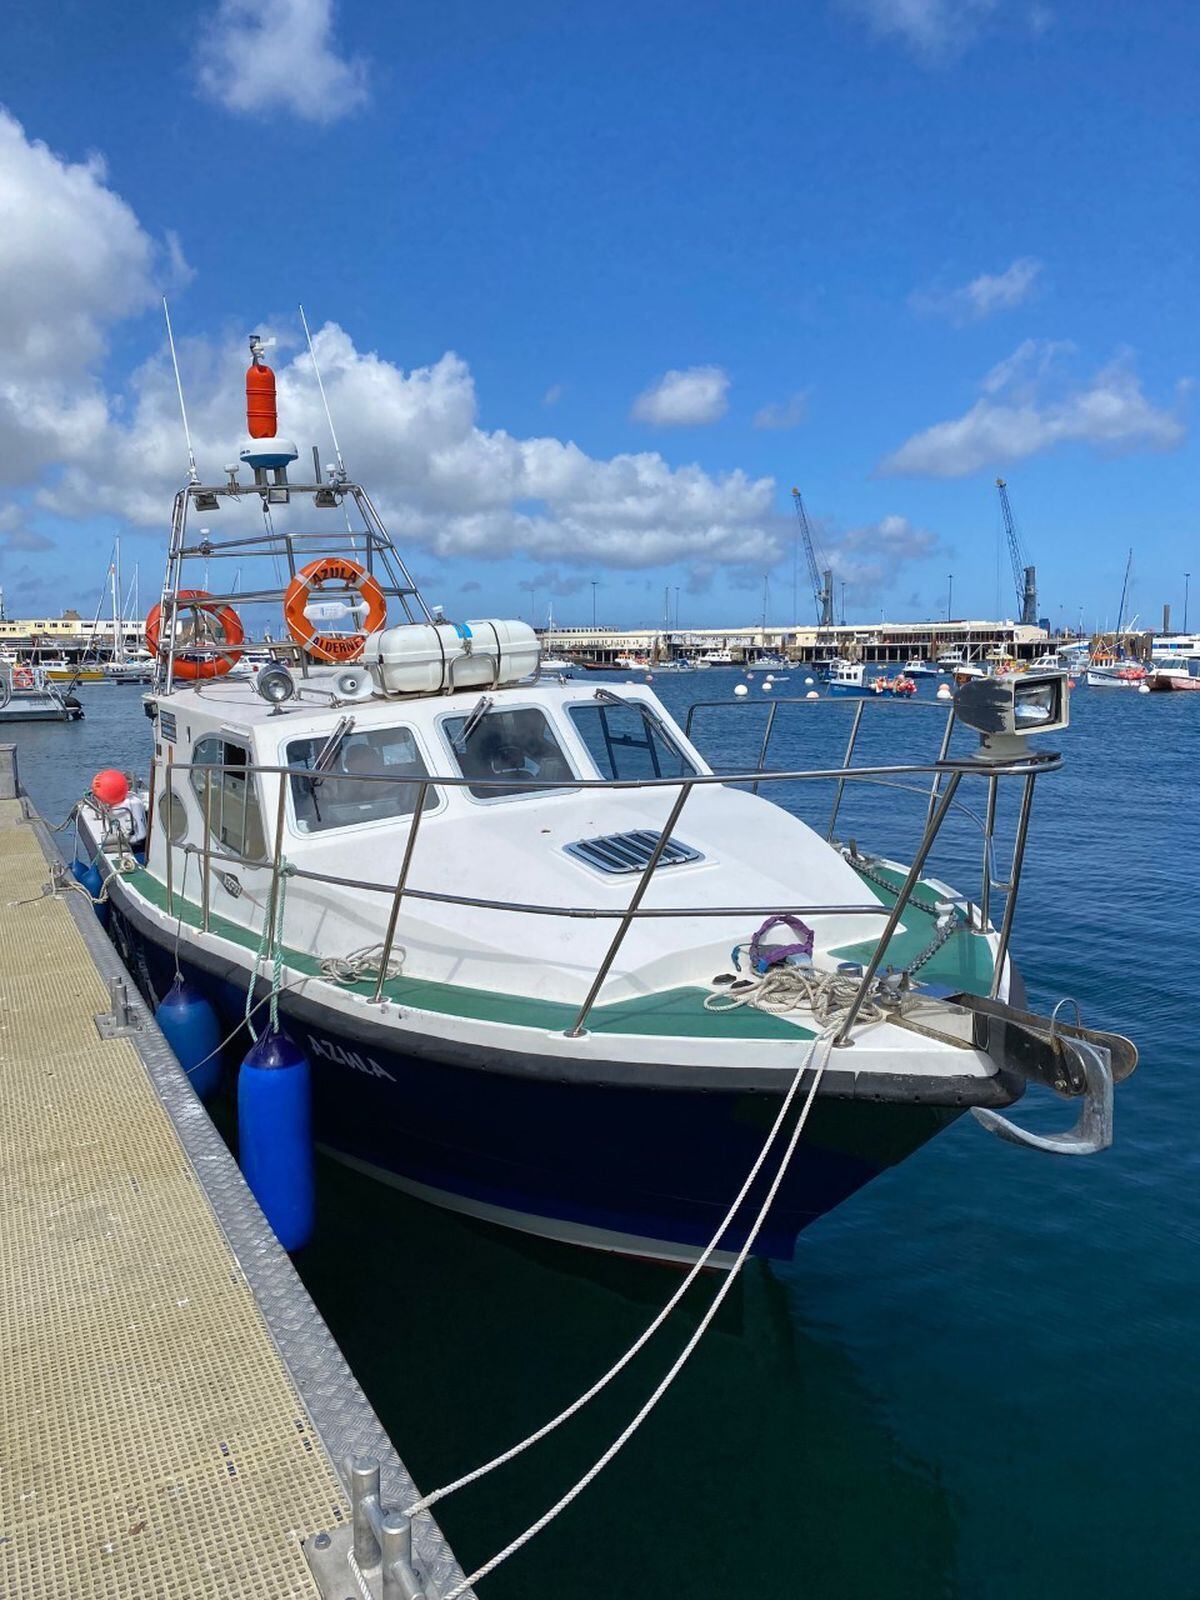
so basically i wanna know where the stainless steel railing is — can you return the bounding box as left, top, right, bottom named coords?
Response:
left=134, top=714, right=1056, bottom=1042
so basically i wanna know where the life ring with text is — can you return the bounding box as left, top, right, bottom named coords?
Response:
left=145, top=591, right=245, bottom=681
left=13, top=666, right=34, bottom=690
left=283, top=556, right=386, bottom=664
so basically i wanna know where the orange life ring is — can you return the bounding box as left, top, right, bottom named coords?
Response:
left=13, top=666, right=34, bottom=690
left=145, top=590, right=245, bottom=681
left=283, top=556, right=386, bottom=663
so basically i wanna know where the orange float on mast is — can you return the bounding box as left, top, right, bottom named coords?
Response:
left=245, top=335, right=277, bottom=438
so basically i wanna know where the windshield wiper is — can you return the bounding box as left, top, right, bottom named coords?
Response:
left=312, top=714, right=355, bottom=775
left=454, top=695, right=493, bottom=751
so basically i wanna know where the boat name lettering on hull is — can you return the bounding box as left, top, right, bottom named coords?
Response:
left=310, top=1035, right=396, bottom=1081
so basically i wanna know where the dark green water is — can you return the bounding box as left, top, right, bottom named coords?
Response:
left=17, top=675, right=1198, bottom=1599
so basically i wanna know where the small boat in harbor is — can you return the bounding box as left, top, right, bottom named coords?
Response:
left=74, top=326, right=1136, bottom=1268
left=1086, top=653, right=1148, bottom=688
left=0, top=661, right=83, bottom=722
left=695, top=647, right=735, bottom=669
left=936, top=645, right=971, bottom=673
left=1146, top=657, right=1200, bottom=692
left=38, top=656, right=106, bottom=683
left=537, top=655, right=576, bottom=680
left=827, top=662, right=915, bottom=697
left=901, top=657, right=938, bottom=677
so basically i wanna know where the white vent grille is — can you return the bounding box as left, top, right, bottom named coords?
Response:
left=564, top=830, right=703, bottom=875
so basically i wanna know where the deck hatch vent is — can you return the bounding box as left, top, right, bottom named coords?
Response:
left=564, top=830, right=703, bottom=875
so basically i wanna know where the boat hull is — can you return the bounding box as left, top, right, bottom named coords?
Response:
left=0, top=695, right=82, bottom=722
left=1147, top=673, right=1200, bottom=692
left=108, top=895, right=966, bottom=1266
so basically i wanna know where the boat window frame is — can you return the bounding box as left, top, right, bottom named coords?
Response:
left=279, top=721, right=444, bottom=839
left=434, top=698, right=581, bottom=806
left=188, top=731, right=268, bottom=863
left=562, top=692, right=709, bottom=783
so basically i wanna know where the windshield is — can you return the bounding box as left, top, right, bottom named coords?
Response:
left=569, top=698, right=698, bottom=782
left=442, top=706, right=576, bottom=799
left=287, top=726, right=433, bottom=832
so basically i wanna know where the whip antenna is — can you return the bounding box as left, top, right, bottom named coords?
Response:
left=162, top=298, right=199, bottom=485
left=299, top=303, right=346, bottom=479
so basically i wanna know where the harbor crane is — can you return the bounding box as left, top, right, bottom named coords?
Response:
left=791, top=487, right=834, bottom=627
left=995, top=477, right=1038, bottom=627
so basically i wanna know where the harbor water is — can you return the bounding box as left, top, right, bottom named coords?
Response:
left=17, top=673, right=1198, bottom=1599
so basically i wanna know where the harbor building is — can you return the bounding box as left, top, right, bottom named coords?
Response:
left=544, top=618, right=1054, bottom=667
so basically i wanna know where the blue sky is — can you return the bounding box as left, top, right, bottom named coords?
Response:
left=0, top=0, right=1195, bottom=633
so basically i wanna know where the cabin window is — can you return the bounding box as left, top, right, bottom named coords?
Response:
left=287, top=726, right=434, bottom=833
left=442, top=706, right=575, bottom=800
left=159, top=786, right=189, bottom=846
left=189, top=735, right=267, bottom=861
left=568, top=699, right=697, bottom=782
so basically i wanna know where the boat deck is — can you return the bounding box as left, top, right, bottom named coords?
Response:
left=0, top=794, right=466, bottom=1598
left=117, top=854, right=995, bottom=1041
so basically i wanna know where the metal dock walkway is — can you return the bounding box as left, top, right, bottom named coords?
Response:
left=0, top=772, right=467, bottom=1599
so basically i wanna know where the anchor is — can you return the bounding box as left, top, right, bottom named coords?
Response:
left=948, top=992, right=1137, bottom=1157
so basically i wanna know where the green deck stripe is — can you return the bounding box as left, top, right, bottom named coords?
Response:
left=833, top=863, right=995, bottom=995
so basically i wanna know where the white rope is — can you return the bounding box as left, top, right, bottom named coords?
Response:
left=704, top=963, right=884, bottom=1025
left=407, top=1021, right=834, bottom=1519
left=440, top=1030, right=837, bottom=1600
left=319, top=943, right=406, bottom=987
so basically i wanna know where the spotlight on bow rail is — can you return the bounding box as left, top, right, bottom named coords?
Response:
left=953, top=668, right=1069, bottom=762
left=256, top=662, right=296, bottom=710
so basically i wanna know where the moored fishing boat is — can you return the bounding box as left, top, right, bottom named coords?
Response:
left=1086, top=653, right=1147, bottom=688
left=0, top=660, right=83, bottom=722
left=73, top=327, right=1136, bottom=1267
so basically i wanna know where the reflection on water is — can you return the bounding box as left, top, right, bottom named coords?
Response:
left=16, top=673, right=1199, bottom=1599
left=296, top=1150, right=961, bottom=1600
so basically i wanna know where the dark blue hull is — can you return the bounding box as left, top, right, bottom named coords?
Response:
left=111, top=903, right=961, bottom=1264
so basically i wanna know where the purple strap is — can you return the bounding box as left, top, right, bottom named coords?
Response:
left=748, top=914, right=814, bottom=969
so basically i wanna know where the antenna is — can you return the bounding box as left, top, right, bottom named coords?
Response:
left=299, top=303, right=346, bottom=479
left=162, top=299, right=199, bottom=485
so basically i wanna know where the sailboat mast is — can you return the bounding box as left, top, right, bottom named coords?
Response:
left=1115, top=548, right=1133, bottom=638
left=111, top=539, right=122, bottom=664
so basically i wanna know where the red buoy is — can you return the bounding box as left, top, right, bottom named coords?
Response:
left=92, top=769, right=129, bottom=807
left=246, top=350, right=277, bottom=439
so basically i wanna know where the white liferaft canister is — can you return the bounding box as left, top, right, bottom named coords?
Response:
left=362, top=619, right=541, bottom=696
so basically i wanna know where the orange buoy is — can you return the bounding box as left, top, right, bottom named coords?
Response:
left=145, top=590, right=245, bottom=681
left=283, top=557, right=387, bottom=663
left=92, top=769, right=129, bottom=807
left=246, top=348, right=277, bottom=439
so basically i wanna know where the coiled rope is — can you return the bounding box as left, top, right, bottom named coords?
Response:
left=704, top=962, right=885, bottom=1024
left=319, top=943, right=406, bottom=988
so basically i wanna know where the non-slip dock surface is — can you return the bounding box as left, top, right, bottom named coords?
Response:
left=0, top=799, right=344, bottom=1598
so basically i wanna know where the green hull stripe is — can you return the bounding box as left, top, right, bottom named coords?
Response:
left=121, top=859, right=994, bottom=1042
left=123, top=868, right=814, bottom=1041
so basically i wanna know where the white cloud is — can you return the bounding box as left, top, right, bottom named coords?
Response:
left=840, top=0, right=997, bottom=60
left=753, top=392, right=809, bottom=431
left=830, top=513, right=940, bottom=590
left=0, top=110, right=160, bottom=382
left=0, top=111, right=778, bottom=571
left=911, top=257, right=1042, bottom=322
left=878, top=340, right=1186, bottom=478
left=631, top=365, right=730, bottom=427
left=40, top=326, right=782, bottom=571
left=196, top=0, right=369, bottom=124
left=0, top=109, right=186, bottom=486
left=542, top=383, right=564, bottom=407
